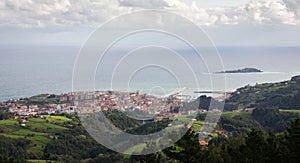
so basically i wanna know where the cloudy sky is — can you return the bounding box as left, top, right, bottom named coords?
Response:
left=0, top=0, right=300, bottom=46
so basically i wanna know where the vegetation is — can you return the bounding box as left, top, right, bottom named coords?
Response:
left=27, top=94, right=59, bottom=107
left=0, top=76, right=300, bottom=162
left=0, top=154, right=20, bottom=163
left=0, top=108, right=13, bottom=120
left=138, top=118, right=300, bottom=163
left=0, top=109, right=299, bottom=162
left=225, top=75, right=300, bottom=110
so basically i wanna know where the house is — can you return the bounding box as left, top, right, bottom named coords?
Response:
left=19, top=119, right=27, bottom=123
left=215, top=130, right=225, bottom=135
left=59, top=95, right=68, bottom=103
left=244, top=108, right=255, bottom=112
left=199, top=140, right=208, bottom=146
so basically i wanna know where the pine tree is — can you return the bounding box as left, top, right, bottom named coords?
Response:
left=286, top=117, right=300, bottom=162
left=243, top=129, right=268, bottom=163
left=163, top=129, right=203, bottom=163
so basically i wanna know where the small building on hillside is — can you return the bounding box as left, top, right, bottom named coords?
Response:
left=59, top=95, right=68, bottom=103
left=215, top=130, right=225, bottom=135
left=243, top=108, right=255, bottom=112
left=199, top=140, right=208, bottom=147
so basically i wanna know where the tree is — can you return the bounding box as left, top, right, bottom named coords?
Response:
left=243, top=129, right=268, bottom=162
left=163, top=129, right=203, bottom=162
left=266, top=132, right=287, bottom=162
left=286, top=117, right=300, bottom=162
left=0, top=155, right=19, bottom=163
left=203, top=144, right=224, bottom=163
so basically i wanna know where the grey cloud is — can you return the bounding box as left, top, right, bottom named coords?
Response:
left=283, top=0, right=300, bottom=17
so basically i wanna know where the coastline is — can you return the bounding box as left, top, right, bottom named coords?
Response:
left=1, top=72, right=299, bottom=102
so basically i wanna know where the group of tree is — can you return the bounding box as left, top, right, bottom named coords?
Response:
left=0, top=112, right=299, bottom=162
left=0, top=136, right=30, bottom=162
left=137, top=118, right=300, bottom=163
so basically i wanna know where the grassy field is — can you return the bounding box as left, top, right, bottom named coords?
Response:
left=0, top=119, right=18, bottom=125
left=170, top=113, right=197, bottom=121
left=44, top=115, right=72, bottom=122
left=192, top=121, right=204, bottom=132
left=0, top=115, right=71, bottom=155
left=221, top=111, right=251, bottom=118
left=28, top=94, right=59, bottom=107
left=279, top=109, right=300, bottom=113
left=12, top=129, right=47, bottom=136
left=0, top=133, right=24, bottom=139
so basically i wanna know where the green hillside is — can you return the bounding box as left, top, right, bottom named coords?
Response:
left=225, top=75, right=300, bottom=110
left=0, top=115, right=71, bottom=155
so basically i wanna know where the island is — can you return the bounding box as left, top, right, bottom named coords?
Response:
left=216, top=68, right=262, bottom=74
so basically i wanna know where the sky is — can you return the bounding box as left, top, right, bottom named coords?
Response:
left=0, top=0, right=300, bottom=47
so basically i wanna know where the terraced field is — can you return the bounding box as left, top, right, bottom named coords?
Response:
left=0, top=115, right=72, bottom=156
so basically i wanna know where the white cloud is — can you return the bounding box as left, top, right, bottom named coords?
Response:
left=167, top=0, right=297, bottom=25
left=233, top=0, right=296, bottom=25
left=118, top=0, right=169, bottom=9
left=0, top=0, right=131, bottom=28
left=0, top=0, right=299, bottom=28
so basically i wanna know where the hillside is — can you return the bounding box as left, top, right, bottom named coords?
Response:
left=225, top=75, right=300, bottom=110
left=0, top=114, right=78, bottom=161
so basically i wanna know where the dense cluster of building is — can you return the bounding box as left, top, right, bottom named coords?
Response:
left=1, top=100, right=75, bottom=116
left=0, top=91, right=191, bottom=118
left=0, top=91, right=229, bottom=146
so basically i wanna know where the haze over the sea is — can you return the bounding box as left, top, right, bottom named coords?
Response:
left=0, top=45, right=299, bottom=101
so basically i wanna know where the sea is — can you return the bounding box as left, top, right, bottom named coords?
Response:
left=0, top=45, right=299, bottom=102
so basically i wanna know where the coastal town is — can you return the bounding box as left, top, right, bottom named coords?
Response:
left=0, top=90, right=260, bottom=147
left=0, top=90, right=253, bottom=120
left=0, top=90, right=194, bottom=119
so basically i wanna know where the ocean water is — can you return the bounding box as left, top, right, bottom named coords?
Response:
left=0, top=45, right=299, bottom=101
